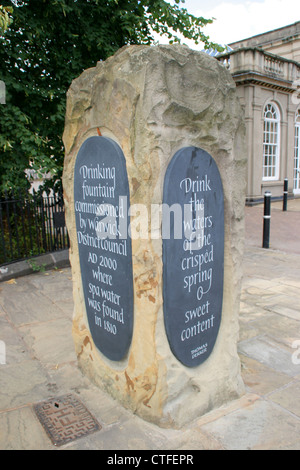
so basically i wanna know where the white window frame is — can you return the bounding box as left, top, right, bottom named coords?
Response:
left=262, top=102, right=281, bottom=181
left=294, top=109, right=300, bottom=194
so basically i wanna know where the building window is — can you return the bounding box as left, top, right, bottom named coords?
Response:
left=294, top=109, right=300, bottom=193
left=263, top=103, right=280, bottom=180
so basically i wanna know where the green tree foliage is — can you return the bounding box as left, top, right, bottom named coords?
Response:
left=0, top=0, right=222, bottom=193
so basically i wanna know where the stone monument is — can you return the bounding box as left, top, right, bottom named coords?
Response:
left=63, top=44, right=246, bottom=428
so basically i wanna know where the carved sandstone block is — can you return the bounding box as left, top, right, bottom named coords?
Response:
left=63, top=44, right=246, bottom=428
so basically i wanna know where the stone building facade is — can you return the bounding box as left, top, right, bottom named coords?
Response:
left=218, top=21, right=300, bottom=204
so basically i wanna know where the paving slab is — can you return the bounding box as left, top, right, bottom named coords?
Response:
left=268, top=381, right=300, bottom=418
left=240, top=354, right=292, bottom=396
left=200, top=399, right=300, bottom=450
left=0, top=288, right=64, bottom=326
left=0, top=406, right=52, bottom=450
left=19, top=317, right=76, bottom=368
left=238, top=336, right=300, bottom=377
left=249, top=315, right=299, bottom=350
left=0, top=360, right=51, bottom=410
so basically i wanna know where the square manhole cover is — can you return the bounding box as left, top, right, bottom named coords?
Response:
left=33, top=394, right=101, bottom=447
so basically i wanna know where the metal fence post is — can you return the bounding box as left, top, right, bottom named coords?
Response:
left=263, top=191, right=271, bottom=249
left=283, top=178, right=288, bottom=212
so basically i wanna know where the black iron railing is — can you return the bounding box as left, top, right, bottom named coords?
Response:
left=0, top=189, right=69, bottom=266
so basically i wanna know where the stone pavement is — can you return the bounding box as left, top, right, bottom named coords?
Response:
left=245, top=198, right=300, bottom=254
left=0, top=199, right=299, bottom=450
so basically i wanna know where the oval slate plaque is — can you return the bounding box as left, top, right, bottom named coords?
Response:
left=74, top=136, right=133, bottom=361
left=163, top=147, right=224, bottom=367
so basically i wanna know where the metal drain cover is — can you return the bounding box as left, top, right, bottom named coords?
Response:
left=33, top=394, right=101, bottom=446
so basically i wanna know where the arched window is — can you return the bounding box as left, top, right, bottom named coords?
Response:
left=294, top=109, right=300, bottom=193
left=263, top=103, right=280, bottom=180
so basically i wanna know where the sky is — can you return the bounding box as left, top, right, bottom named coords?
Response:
left=166, top=0, right=300, bottom=47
